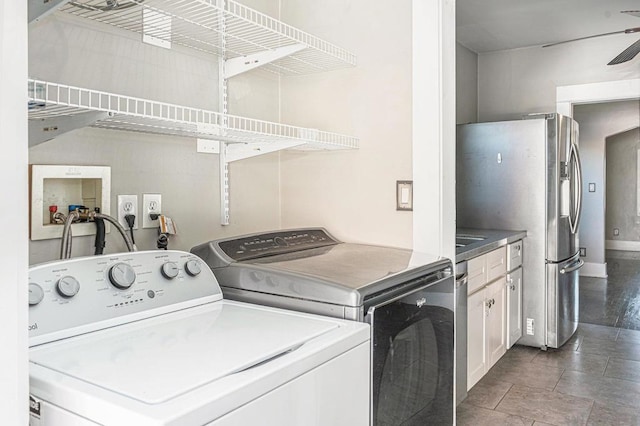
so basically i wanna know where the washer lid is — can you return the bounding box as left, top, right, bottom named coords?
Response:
left=29, top=302, right=339, bottom=404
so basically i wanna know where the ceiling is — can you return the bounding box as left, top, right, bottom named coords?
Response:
left=457, top=0, right=640, bottom=53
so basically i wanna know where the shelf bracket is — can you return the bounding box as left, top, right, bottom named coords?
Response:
left=224, top=44, right=307, bottom=78
left=225, top=140, right=305, bottom=163
left=28, top=0, right=71, bottom=23
left=28, top=111, right=110, bottom=147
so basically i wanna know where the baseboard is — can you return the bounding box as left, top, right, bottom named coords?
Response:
left=579, top=262, right=607, bottom=278
left=605, top=240, right=640, bottom=251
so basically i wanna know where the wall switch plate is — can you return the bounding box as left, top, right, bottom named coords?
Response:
left=142, top=194, right=162, bottom=229
left=396, top=180, right=413, bottom=211
left=197, top=139, right=220, bottom=154
left=117, top=195, right=138, bottom=230
left=588, top=183, right=596, bottom=192
left=579, top=247, right=586, bottom=257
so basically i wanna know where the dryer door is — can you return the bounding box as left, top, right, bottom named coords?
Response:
left=366, top=275, right=454, bottom=426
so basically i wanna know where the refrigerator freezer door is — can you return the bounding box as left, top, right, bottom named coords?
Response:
left=546, top=253, right=583, bottom=348
left=546, top=115, right=581, bottom=262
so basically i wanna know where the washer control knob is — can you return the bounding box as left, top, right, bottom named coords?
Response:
left=184, top=259, right=202, bottom=277
left=29, top=283, right=45, bottom=305
left=161, top=262, right=179, bottom=279
left=57, top=276, right=80, bottom=298
left=108, top=263, right=136, bottom=289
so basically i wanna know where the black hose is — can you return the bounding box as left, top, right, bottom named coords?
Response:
left=94, top=218, right=106, bottom=255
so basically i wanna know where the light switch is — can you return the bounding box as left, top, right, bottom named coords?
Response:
left=396, top=181, right=413, bottom=211
left=588, top=183, right=596, bottom=192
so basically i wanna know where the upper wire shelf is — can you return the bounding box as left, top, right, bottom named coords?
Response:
left=28, top=79, right=359, bottom=150
left=58, top=0, right=356, bottom=75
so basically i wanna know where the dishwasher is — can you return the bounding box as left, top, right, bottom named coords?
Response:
left=455, top=261, right=468, bottom=405
left=192, top=228, right=455, bottom=425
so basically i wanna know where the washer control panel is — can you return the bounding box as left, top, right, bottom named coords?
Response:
left=214, top=228, right=339, bottom=261
left=28, top=250, right=220, bottom=345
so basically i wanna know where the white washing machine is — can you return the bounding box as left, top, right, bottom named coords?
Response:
left=28, top=250, right=370, bottom=426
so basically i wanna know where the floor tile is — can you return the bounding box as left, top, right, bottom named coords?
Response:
left=577, top=336, right=640, bottom=361
left=500, top=344, right=542, bottom=363
left=484, top=361, right=564, bottom=391
left=604, top=357, right=640, bottom=383
left=495, top=385, right=593, bottom=426
left=617, top=328, right=640, bottom=344
left=531, top=348, right=608, bottom=375
left=464, top=377, right=512, bottom=409
left=456, top=401, right=534, bottom=426
left=586, top=400, right=640, bottom=425
left=575, top=323, right=620, bottom=341
left=555, top=370, right=640, bottom=409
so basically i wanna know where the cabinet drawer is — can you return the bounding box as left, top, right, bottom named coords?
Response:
left=486, top=246, right=507, bottom=283
left=507, top=240, right=523, bottom=271
left=467, top=255, right=487, bottom=295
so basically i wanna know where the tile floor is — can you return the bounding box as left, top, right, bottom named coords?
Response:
left=457, top=251, right=640, bottom=425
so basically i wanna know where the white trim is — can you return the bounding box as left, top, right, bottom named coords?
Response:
left=412, top=0, right=456, bottom=260
left=606, top=240, right=640, bottom=251
left=1, top=1, right=29, bottom=424
left=557, top=79, right=640, bottom=107
left=579, top=262, right=608, bottom=278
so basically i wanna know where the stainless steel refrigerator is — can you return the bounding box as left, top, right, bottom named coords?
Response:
left=457, top=113, right=584, bottom=349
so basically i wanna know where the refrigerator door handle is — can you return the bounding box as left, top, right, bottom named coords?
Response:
left=560, top=258, right=584, bottom=274
left=569, top=142, right=583, bottom=234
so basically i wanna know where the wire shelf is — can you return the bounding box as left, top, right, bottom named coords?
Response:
left=28, top=79, right=359, bottom=150
left=59, top=0, right=356, bottom=75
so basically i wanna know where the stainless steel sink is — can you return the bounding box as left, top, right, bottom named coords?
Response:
left=455, top=234, right=487, bottom=248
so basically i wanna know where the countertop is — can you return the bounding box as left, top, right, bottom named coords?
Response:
left=455, top=228, right=527, bottom=263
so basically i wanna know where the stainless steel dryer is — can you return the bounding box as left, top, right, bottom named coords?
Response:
left=192, top=228, right=455, bottom=426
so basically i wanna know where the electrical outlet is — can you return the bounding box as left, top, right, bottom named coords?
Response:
left=142, top=194, right=162, bottom=228
left=579, top=247, right=586, bottom=257
left=117, top=195, right=138, bottom=230
left=613, top=228, right=620, bottom=236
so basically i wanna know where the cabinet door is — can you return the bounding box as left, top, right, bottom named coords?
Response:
left=467, top=288, right=486, bottom=390
left=506, top=267, right=523, bottom=349
left=486, top=247, right=507, bottom=282
left=467, top=255, right=487, bottom=295
left=507, top=240, right=523, bottom=271
left=485, top=276, right=507, bottom=370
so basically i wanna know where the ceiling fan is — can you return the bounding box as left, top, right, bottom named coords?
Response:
left=543, top=10, right=640, bottom=65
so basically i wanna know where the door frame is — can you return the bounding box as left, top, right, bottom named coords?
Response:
left=556, top=79, right=640, bottom=278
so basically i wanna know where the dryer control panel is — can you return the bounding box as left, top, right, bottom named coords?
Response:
left=28, top=250, right=222, bottom=346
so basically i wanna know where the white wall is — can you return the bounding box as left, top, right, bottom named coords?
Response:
left=276, top=0, right=413, bottom=249
left=28, top=12, right=282, bottom=264
left=1, top=1, right=28, bottom=424
left=456, top=43, right=478, bottom=124
left=276, top=0, right=456, bottom=259
left=478, top=36, right=639, bottom=121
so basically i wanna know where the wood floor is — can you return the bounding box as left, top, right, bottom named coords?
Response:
left=456, top=250, right=640, bottom=425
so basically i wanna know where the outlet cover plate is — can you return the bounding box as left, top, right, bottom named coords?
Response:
left=117, top=195, right=138, bottom=230
left=143, top=193, right=162, bottom=228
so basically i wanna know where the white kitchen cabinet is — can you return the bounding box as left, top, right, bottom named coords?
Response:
left=506, top=266, right=523, bottom=348
left=485, top=276, right=507, bottom=368
left=467, top=255, right=487, bottom=295
left=466, top=245, right=514, bottom=390
left=466, top=288, right=486, bottom=389
left=486, top=246, right=507, bottom=283
left=507, top=240, right=523, bottom=271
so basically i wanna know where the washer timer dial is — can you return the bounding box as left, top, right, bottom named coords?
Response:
left=57, top=276, right=80, bottom=298
left=184, top=259, right=202, bottom=276
left=108, top=263, right=136, bottom=289
left=161, top=262, right=179, bottom=279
